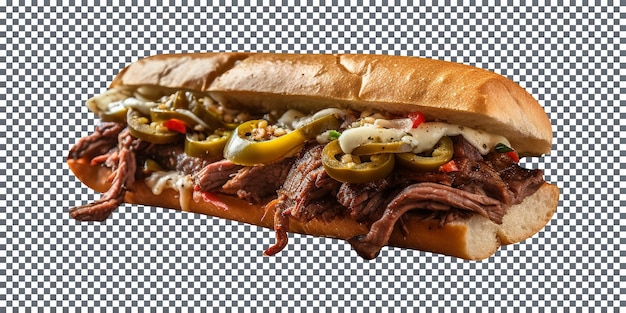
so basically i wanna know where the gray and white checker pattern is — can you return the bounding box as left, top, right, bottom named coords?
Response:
left=0, top=1, right=623, bottom=310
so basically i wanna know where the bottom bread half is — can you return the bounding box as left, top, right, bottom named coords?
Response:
left=68, top=158, right=559, bottom=260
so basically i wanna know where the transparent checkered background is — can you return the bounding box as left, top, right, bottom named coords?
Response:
left=0, top=1, right=623, bottom=311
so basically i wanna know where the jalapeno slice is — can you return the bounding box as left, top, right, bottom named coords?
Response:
left=127, top=108, right=182, bottom=144
left=224, top=114, right=340, bottom=166
left=150, top=108, right=202, bottom=128
left=224, top=120, right=306, bottom=166
left=396, top=136, right=453, bottom=171
left=185, top=130, right=232, bottom=158
left=298, top=114, right=341, bottom=138
left=351, top=141, right=412, bottom=156
left=192, top=103, right=239, bottom=130
left=171, top=90, right=189, bottom=110
left=100, top=106, right=128, bottom=123
left=143, top=159, right=165, bottom=174
left=322, top=140, right=395, bottom=184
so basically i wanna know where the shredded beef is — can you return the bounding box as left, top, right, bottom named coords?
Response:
left=275, top=144, right=342, bottom=221
left=264, top=144, right=343, bottom=255
left=263, top=207, right=289, bottom=256
left=72, top=121, right=547, bottom=259
left=397, top=136, right=544, bottom=211
left=452, top=135, right=483, bottom=161
left=145, top=143, right=216, bottom=175
left=68, top=122, right=125, bottom=160
left=176, top=154, right=216, bottom=176
left=486, top=152, right=545, bottom=202
left=194, top=159, right=243, bottom=191
left=69, top=128, right=139, bottom=221
left=337, top=177, right=399, bottom=223
left=348, top=182, right=505, bottom=259
left=258, top=136, right=545, bottom=257
left=222, top=157, right=295, bottom=203
left=452, top=158, right=513, bottom=203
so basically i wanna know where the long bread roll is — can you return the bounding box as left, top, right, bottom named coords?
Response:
left=69, top=52, right=559, bottom=259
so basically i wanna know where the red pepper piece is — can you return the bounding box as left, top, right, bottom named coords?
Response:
left=439, top=160, right=459, bottom=172
left=506, top=151, right=520, bottom=163
left=201, top=191, right=229, bottom=211
left=408, top=111, right=426, bottom=128
left=163, top=118, right=188, bottom=134
left=193, top=185, right=229, bottom=210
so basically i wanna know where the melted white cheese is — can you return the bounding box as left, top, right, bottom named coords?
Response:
left=373, top=118, right=413, bottom=132
left=338, top=125, right=406, bottom=154
left=174, top=109, right=211, bottom=130
left=338, top=121, right=512, bottom=155
left=408, top=122, right=511, bottom=154
left=277, top=109, right=306, bottom=129
left=145, top=171, right=194, bottom=212
left=86, top=88, right=133, bottom=114
left=288, top=108, right=347, bottom=130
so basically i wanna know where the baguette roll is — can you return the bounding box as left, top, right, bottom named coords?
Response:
left=71, top=52, right=559, bottom=259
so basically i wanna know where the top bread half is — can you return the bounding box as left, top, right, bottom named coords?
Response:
left=108, top=52, right=553, bottom=156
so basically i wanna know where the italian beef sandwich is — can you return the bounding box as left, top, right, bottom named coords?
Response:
left=68, top=52, right=559, bottom=260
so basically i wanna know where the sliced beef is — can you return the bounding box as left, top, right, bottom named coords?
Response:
left=71, top=120, right=548, bottom=259
left=336, top=177, right=399, bottom=223
left=194, top=159, right=243, bottom=191
left=452, top=158, right=513, bottom=203
left=487, top=152, right=545, bottom=202
left=348, top=182, right=505, bottom=259
left=222, top=157, right=296, bottom=203
left=69, top=128, right=139, bottom=221
left=68, top=122, right=125, bottom=160
left=142, top=143, right=216, bottom=175
left=452, top=135, right=483, bottom=161
left=265, top=144, right=343, bottom=256
left=275, top=144, right=341, bottom=221
left=263, top=206, right=289, bottom=256
left=291, top=197, right=345, bottom=223
left=176, top=154, right=216, bottom=176
left=145, top=144, right=183, bottom=171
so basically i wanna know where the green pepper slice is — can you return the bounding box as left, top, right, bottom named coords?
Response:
left=127, top=108, right=181, bottom=144
left=150, top=108, right=202, bottom=128
left=192, top=103, right=239, bottom=130
left=224, top=120, right=306, bottom=166
left=100, top=106, right=128, bottom=123
left=322, top=140, right=395, bottom=184
left=224, top=114, right=340, bottom=166
left=143, top=159, right=165, bottom=174
left=298, top=114, right=341, bottom=138
left=351, top=141, right=413, bottom=156
left=185, top=130, right=232, bottom=158
left=171, top=90, right=189, bottom=110
left=396, top=136, right=453, bottom=171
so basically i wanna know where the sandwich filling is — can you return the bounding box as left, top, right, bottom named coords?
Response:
left=69, top=88, right=545, bottom=258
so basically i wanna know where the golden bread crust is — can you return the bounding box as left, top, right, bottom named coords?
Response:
left=71, top=52, right=559, bottom=259
left=108, top=53, right=552, bottom=156
left=68, top=158, right=558, bottom=260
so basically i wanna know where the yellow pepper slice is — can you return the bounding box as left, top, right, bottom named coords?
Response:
left=171, top=90, right=188, bottom=110
left=192, top=103, right=239, bottom=130
left=150, top=108, right=202, bottom=128
left=396, top=136, right=453, bottom=171
left=322, top=140, right=395, bottom=184
left=99, top=106, right=128, bottom=123
left=127, top=108, right=182, bottom=144
left=351, top=141, right=412, bottom=156
left=224, top=114, right=340, bottom=166
left=185, top=130, right=232, bottom=159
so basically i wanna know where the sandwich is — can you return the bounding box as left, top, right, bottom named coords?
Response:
left=67, top=52, right=559, bottom=259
